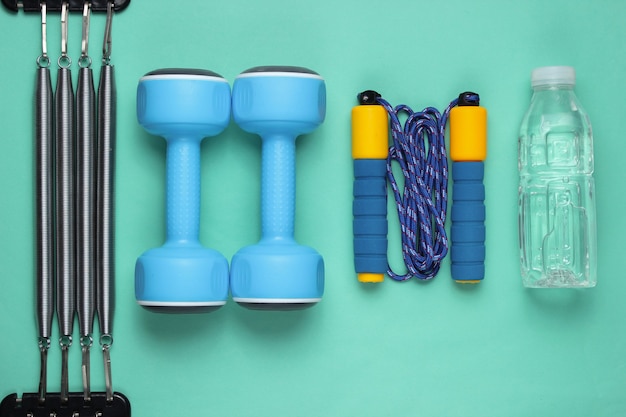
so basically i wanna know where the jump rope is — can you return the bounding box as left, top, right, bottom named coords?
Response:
left=352, top=89, right=488, bottom=284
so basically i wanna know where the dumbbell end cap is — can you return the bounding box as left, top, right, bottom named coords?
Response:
left=137, top=302, right=225, bottom=314
left=135, top=246, right=229, bottom=313
left=239, top=65, right=320, bottom=76
left=232, top=66, right=326, bottom=136
left=143, top=68, right=225, bottom=78
left=137, top=69, right=231, bottom=138
left=230, top=242, right=325, bottom=310
left=234, top=299, right=320, bottom=311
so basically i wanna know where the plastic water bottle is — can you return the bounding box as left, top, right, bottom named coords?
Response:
left=518, top=66, right=597, bottom=288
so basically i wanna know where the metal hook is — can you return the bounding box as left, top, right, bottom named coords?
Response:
left=60, top=1, right=68, bottom=57
left=81, top=336, right=94, bottom=402
left=37, top=338, right=50, bottom=404
left=102, top=1, right=113, bottom=64
left=60, top=336, right=72, bottom=404
left=58, top=1, right=71, bottom=68
left=103, top=343, right=113, bottom=402
left=79, top=1, right=92, bottom=68
left=38, top=2, right=50, bottom=68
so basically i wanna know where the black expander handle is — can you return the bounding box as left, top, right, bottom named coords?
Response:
left=2, top=0, right=131, bottom=12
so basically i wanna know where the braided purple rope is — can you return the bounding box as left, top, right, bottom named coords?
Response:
left=378, top=96, right=458, bottom=280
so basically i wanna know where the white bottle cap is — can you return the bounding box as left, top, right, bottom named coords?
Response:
left=531, top=66, right=576, bottom=88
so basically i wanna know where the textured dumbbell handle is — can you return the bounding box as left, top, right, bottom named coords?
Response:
left=166, top=137, right=201, bottom=243
left=261, top=135, right=296, bottom=241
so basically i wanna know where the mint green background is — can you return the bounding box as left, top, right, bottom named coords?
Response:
left=1, top=1, right=625, bottom=416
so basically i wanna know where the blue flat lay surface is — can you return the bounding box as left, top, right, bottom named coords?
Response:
left=1, top=1, right=625, bottom=416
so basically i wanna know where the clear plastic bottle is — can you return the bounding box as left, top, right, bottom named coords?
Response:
left=518, top=66, right=597, bottom=288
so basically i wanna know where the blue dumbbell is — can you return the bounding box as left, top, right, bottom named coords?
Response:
left=135, top=69, right=230, bottom=313
left=230, top=66, right=326, bottom=310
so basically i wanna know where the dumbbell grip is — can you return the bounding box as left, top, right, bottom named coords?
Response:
left=353, top=159, right=388, bottom=279
left=166, top=137, right=201, bottom=243
left=261, top=135, right=295, bottom=241
left=451, top=161, right=486, bottom=282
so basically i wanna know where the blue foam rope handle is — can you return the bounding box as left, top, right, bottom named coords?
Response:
left=353, top=159, right=388, bottom=273
left=451, top=161, right=486, bottom=281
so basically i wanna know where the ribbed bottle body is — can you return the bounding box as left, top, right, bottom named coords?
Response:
left=518, top=79, right=597, bottom=288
